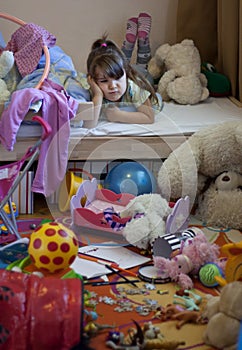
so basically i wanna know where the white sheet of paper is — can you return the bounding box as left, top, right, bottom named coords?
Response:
left=78, top=241, right=151, bottom=269
left=70, top=242, right=150, bottom=279
left=70, top=257, right=111, bottom=279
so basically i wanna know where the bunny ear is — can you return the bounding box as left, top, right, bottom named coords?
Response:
left=166, top=196, right=190, bottom=235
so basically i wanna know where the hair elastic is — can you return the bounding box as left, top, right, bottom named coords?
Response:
left=101, top=43, right=107, bottom=47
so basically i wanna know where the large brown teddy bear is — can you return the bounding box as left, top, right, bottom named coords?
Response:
left=157, top=121, right=242, bottom=229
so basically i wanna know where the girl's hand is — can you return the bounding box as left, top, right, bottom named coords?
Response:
left=105, top=105, right=121, bottom=122
left=105, top=99, right=155, bottom=124
left=87, top=75, right=103, bottom=98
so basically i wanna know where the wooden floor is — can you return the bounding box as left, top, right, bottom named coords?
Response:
left=19, top=193, right=55, bottom=220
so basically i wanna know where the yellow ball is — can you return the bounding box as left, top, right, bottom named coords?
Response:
left=28, top=222, right=78, bottom=273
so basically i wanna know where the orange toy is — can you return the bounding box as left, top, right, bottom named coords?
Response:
left=28, top=222, right=78, bottom=273
left=171, top=310, right=208, bottom=329
left=215, top=240, right=242, bottom=286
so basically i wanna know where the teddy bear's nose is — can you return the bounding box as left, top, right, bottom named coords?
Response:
left=222, top=175, right=230, bottom=182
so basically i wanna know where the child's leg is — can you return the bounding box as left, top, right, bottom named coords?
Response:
left=137, top=13, right=152, bottom=68
left=121, top=17, right=138, bottom=61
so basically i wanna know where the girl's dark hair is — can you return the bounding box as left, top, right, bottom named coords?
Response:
left=87, top=35, right=158, bottom=103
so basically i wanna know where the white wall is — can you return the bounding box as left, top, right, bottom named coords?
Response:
left=0, top=0, right=178, bottom=72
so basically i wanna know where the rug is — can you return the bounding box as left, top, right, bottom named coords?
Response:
left=0, top=218, right=44, bottom=245
left=0, top=218, right=45, bottom=268
left=1, top=216, right=241, bottom=349
left=82, top=217, right=242, bottom=350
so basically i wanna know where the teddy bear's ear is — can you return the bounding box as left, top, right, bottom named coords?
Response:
left=181, top=39, right=194, bottom=47
left=155, top=43, right=171, bottom=60
left=235, top=122, right=242, bottom=146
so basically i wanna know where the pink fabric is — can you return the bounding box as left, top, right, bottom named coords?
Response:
left=6, top=23, right=56, bottom=77
left=0, top=149, right=32, bottom=201
left=0, top=79, right=78, bottom=197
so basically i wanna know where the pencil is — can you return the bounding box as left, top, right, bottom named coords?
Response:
left=78, top=253, right=138, bottom=278
left=85, top=279, right=140, bottom=286
left=104, top=264, right=138, bottom=288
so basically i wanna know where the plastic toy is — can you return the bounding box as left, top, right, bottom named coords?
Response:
left=104, top=161, right=157, bottom=196
left=173, top=294, right=201, bottom=311
left=0, top=202, right=18, bottom=235
left=28, top=221, right=78, bottom=273
left=106, top=320, right=186, bottom=350
left=171, top=310, right=208, bottom=329
left=58, top=168, right=102, bottom=212
left=3, top=201, right=18, bottom=218
left=198, top=262, right=224, bottom=287
left=0, top=269, right=84, bottom=349
left=214, top=240, right=242, bottom=286
left=70, top=177, right=135, bottom=244
left=0, top=224, right=9, bottom=235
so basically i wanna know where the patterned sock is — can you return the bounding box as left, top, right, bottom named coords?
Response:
left=137, top=13, right=152, bottom=67
left=121, top=17, right=138, bottom=61
left=138, top=12, right=152, bottom=39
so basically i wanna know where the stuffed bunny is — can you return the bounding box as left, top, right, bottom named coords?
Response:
left=153, top=231, right=225, bottom=289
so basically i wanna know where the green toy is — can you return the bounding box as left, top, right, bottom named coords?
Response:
left=199, top=262, right=223, bottom=287
left=201, top=62, right=231, bottom=97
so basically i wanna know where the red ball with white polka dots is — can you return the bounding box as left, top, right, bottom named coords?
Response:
left=28, top=222, right=78, bottom=273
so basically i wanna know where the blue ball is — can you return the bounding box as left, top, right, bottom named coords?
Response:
left=104, top=162, right=157, bottom=196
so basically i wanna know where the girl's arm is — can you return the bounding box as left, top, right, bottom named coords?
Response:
left=83, top=76, right=103, bottom=128
left=105, top=98, right=155, bottom=124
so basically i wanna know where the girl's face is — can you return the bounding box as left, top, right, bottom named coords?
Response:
left=94, top=67, right=127, bottom=102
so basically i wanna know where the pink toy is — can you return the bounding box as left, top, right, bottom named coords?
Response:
left=70, top=178, right=135, bottom=244
left=153, top=231, right=226, bottom=289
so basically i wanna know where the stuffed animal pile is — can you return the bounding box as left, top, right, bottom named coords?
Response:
left=147, top=39, right=209, bottom=105
left=0, top=50, right=14, bottom=102
left=157, top=121, right=242, bottom=229
left=153, top=230, right=225, bottom=289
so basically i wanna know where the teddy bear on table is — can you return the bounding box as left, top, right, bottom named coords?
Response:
left=0, top=50, right=14, bottom=102
left=147, top=39, right=209, bottom=105
left=157, top=121, right=242, bottom=229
